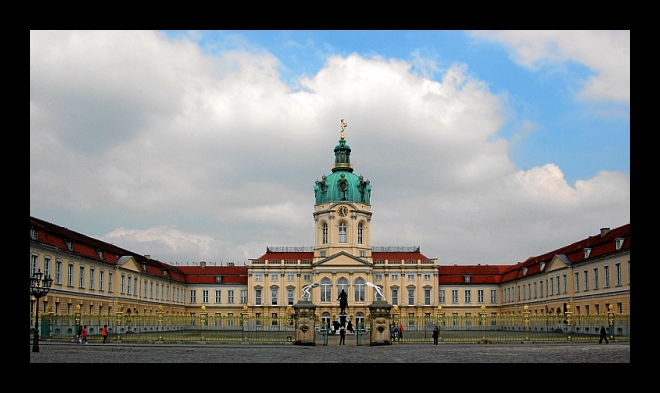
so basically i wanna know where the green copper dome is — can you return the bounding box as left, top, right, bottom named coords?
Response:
left=314, top=137, right=371, bottom=205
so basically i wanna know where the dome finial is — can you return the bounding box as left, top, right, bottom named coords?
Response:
left=340, top=119, right=347, bottom=139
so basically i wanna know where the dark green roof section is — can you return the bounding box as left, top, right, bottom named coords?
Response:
left=314, top=137, right=371, bottom=205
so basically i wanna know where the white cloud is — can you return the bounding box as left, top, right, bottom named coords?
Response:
left=469, top=30, right=630, bottom=102
left=30, top=31, right=630, bottom=266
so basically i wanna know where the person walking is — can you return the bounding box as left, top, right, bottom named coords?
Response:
left=77, top=325, right=83, bottom=344
left=398, top=324, right=404, bottom=342
left=599, top=324, right=609, bottom=344
left=82, top=325, right=88, bottom=344
left=101, top=325, right=108, bottom=343
left=339, top=327, right=346, bottom=345
left=432, top=325, right=439, bottom=346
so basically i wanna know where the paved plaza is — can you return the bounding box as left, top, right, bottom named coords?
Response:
left=30, top=340, right=629, bottom=363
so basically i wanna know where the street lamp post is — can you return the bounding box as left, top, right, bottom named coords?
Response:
left=30, top=268, right=53, bottom=352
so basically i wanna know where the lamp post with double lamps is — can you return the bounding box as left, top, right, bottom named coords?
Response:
left=30, top=268, right=53, bottom=352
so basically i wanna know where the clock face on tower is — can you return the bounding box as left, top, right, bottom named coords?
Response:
left=338, top=206, right=348, bottom=217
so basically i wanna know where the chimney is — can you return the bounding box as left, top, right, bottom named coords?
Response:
left=228, top=262, right=235, bottom=266
left=200, top=261, right=206, bottom=268
left=600, top=228, right=610, bottom=237
left=145, top=255, right=151, bottom=260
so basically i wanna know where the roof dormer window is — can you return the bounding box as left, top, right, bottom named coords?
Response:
left=584, top=248, right=592, bottom=259
left=540, top=262, right=546, bottom=271
left=615, top=238, right=624, bottom=250
left=30, top=227, right=38, bottom=240
left=522, top=267, right=528, bottom=276
left=216, top=275, right=223, bottom=283
left=464, top=275, right=471, bottom=283
left=64, top=239, right=73, bottom=251
left=142, top=263, right=147, bottom=270
left=96, top=249, right=104, bottom=259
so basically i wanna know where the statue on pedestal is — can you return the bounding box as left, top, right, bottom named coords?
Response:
left=338, top=289, right=348, bottom=314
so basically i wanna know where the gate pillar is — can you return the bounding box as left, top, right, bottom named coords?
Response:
left=368, top=300, right=392, bottom=346
left=293, top=300, right=316, bottom=346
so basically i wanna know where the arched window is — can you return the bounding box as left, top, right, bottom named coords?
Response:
left=322, top=222, right=328, bottom=244
left=339, top=221, right=347, bottom=243
left=337, top=277, right=348, bottom=299
left=354, top=277, right=365, bottom=302
left=357, top=222, right=363, bottom=244
left=320, top=278, right=332, bottom=302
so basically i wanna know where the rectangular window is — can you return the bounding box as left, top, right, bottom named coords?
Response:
left=584, top=270, right=589, bottom=290
left=465, top=289, right=471, bottom=304
left=423, top=274, right=431, bottom=281
left=477, top=289, right=484, bottom=303
left=539, top=280, right=543, bottom=298
left=56, top=260, right=62, bottom=285
left=255, top=274, right=263, bottom=281
left=593, top=268, right=599, bottom=290
left=79, top=266, right=85, bottom=288
left=490, top=289, right=497, bottom=304
left=144, top=280, right=148, bottom=298
left=604, top=265, right=610, bottom=288
left=391, top=289, right=398, bottom=305
left=228, top=289, right=235, bottom=304
left=190, top=290, right=197, bottom=304
left=99, top=270, right=104, bottom=291
left=534, top=282, right=537, bottom=298
left=616, top=263, right=622, bottom=286
left=271, top=288, right=278, bottom=306
left=215, top=290, right=222, bottom=303
left=31, top=254, right=38, bottom=277
left=408, top=289, right=415, bottom=306
left=407, top=274, right=415, bottom=281
left=549, top=279, right=553, bottom=295
left=575, top=272, right=580, bottom=291
left=255, top=289, right=262, bottom=306
left=126, top=275, right=131, bottom=295
left=89, top=268, right=95, bottom=290
left=303, top=274, right=311, bottom=281
left=288, top=288, right=295, bottom=305
left=240, top=290, right=247, bottom=303
left=134, top=278, right=138, bottom=297
left=451, top=289, right=458, bottom=303
left=439, top=289, right=445, bottom=303
left=375, top=274, right=383, bottom=281
left=424, top=288, right=431, bottom=306
left=391, top=274, right=399, bottom=281
left=108, top=272, right=113, bottom=292
left=44, top=256, right=51, bottom=279
left=156, top=283, right=159, bottom=300
left=563, top=274, right=567, bottom=294
left=150, top=281, right=153, bottom=298
left=202, top=290, right=209, bottom=303
left=287, top=274, right=295, bottom=281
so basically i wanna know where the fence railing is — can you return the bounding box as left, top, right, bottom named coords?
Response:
left=31, top=314, right=630, bottom=344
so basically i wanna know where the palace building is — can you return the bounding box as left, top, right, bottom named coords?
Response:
left=29, top=127, right=630, bottom=323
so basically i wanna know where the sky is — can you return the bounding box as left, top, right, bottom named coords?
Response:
left=30, top=30, right=630, bottom=267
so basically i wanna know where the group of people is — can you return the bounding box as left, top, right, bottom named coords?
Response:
left=390, top=324, right=405, bottom=341
left=76, top=324, right=109, bottom=344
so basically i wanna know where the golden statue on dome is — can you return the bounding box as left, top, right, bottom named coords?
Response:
left=340, top=118, right=347, bottom=139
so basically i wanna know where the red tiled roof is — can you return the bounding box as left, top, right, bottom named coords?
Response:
left=255, top=252, right=314, bottom=260
left=30, top=216, right=186, bottom=283
left=372, top=252, right=430, bottom=261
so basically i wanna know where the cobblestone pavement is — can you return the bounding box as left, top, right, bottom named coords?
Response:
left=30, top=341, right=629, bottom=363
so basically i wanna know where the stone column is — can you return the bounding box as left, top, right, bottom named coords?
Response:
left=293, top=300, right=317, bottom=346
left=368, top=300, right=392, bottom=346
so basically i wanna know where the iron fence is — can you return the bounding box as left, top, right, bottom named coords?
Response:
left=31, top=313, right=630, bottom=344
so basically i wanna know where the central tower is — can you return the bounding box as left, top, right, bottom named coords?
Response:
left=313, top=120, right=372, bottom=262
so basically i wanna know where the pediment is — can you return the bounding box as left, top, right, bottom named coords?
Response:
left=545, top=254, right=571, bottom=272
left=313, top=251, right=372, bottom=267
left=117, top=256, right=142, bottom=272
